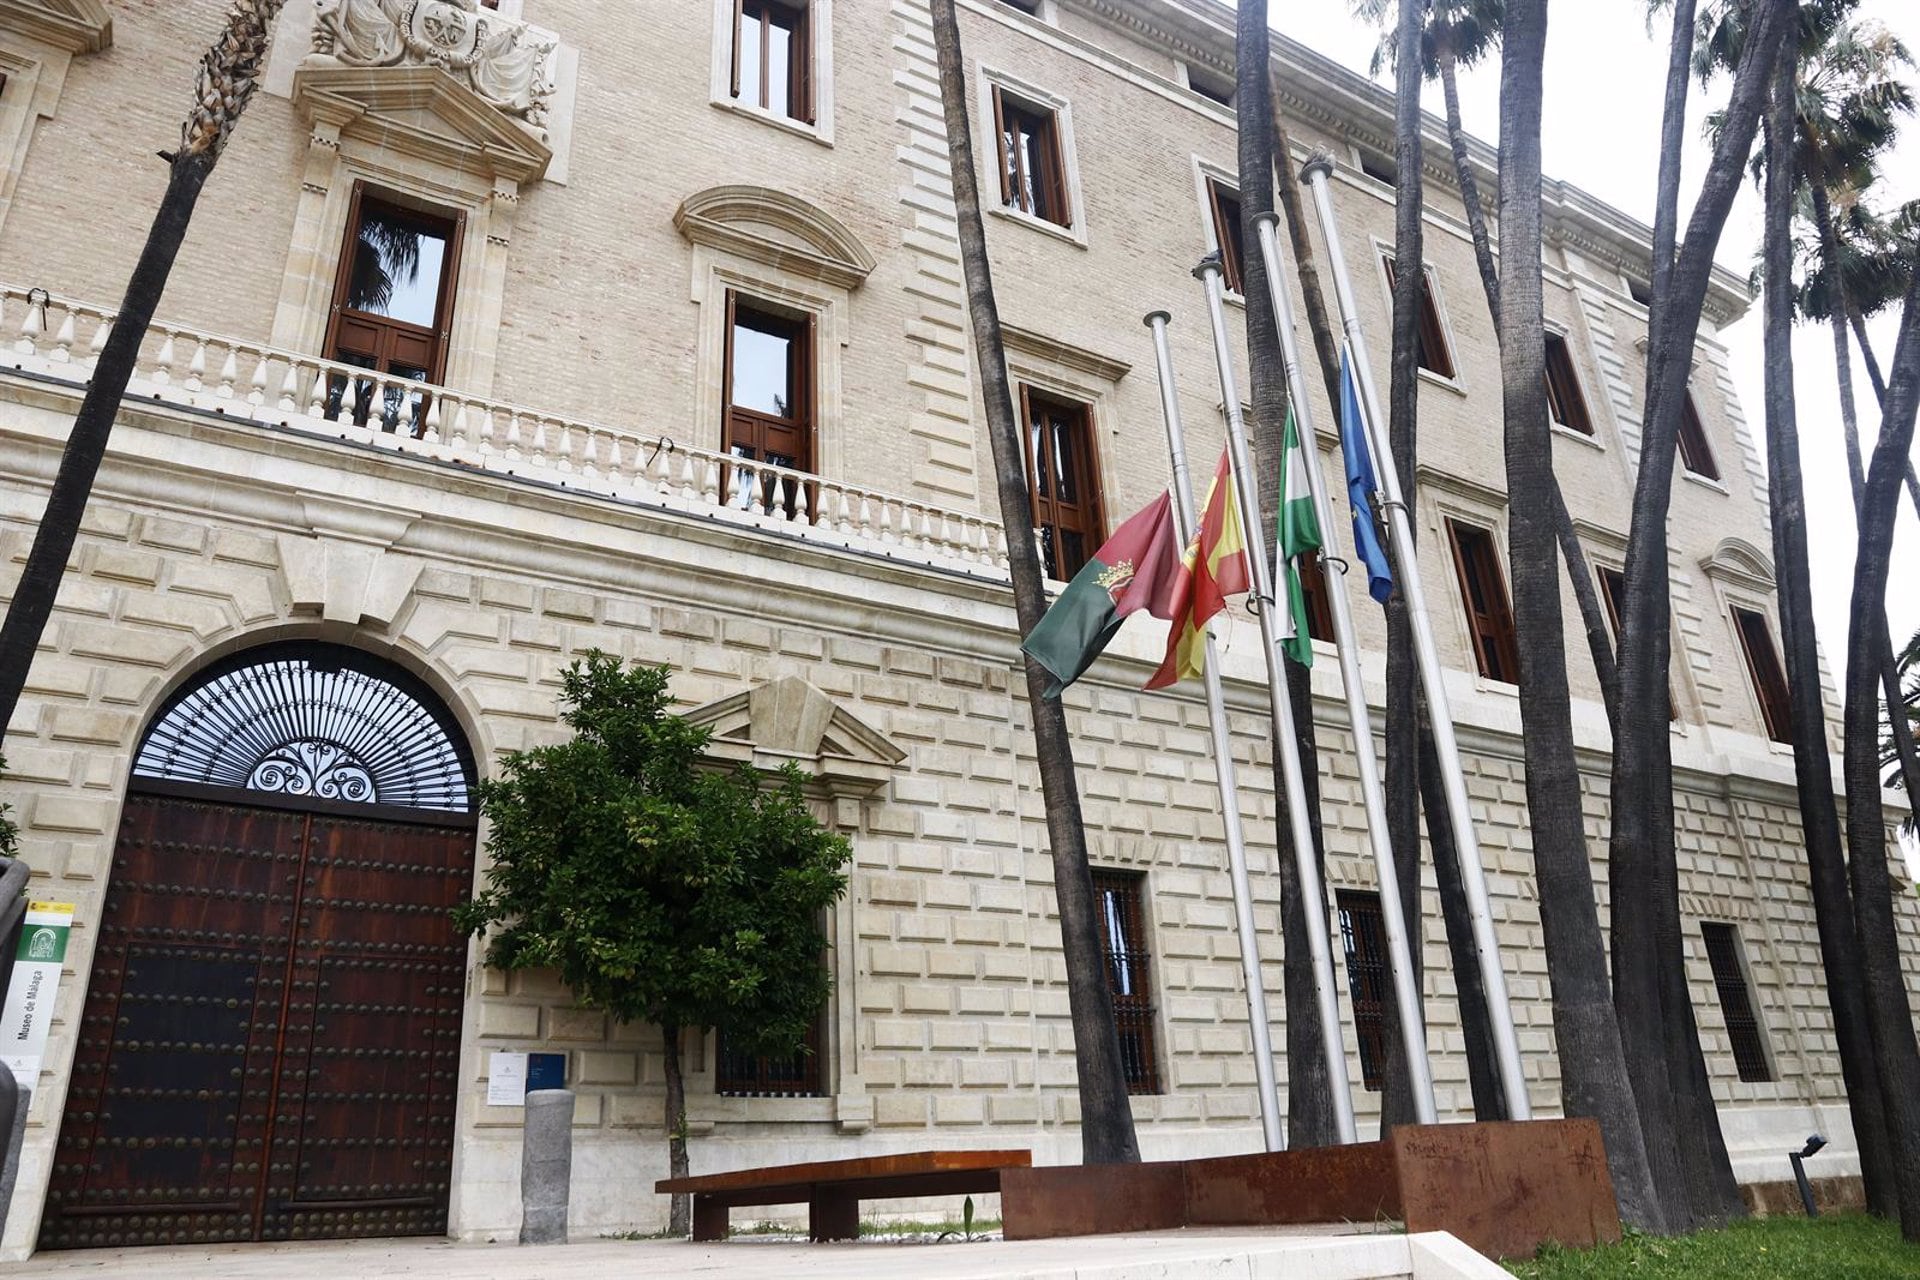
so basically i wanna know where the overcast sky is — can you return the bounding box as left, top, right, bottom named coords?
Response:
left=1262, top=0, right=1919, bottom=681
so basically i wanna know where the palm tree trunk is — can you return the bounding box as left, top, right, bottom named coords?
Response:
left=1495, top=0, right=1660, bottom=1231
left=1269, top=109, right=1345, bottom=420
left=1846, top=309, right=1920, bottom=519
left=1841, top=264, right=1920, bottom=1243
left=1766, top=89, right=1899, bottom=1225
left=1234, top=0, right=1337, bottom=1149
left=1609, top=0, right=1791, bottom=1232
left=0, top=0, right=284, bottom=732
left=927, top=0, right=1138, bottom=1164
left=1378, top=0, right=1428, bottom=1134
left=1439, top=53, right=1618, bottom=722
left=1419, top=735, right=1506, bottom=1120
left=663, top=1022, right=690, bottom=1235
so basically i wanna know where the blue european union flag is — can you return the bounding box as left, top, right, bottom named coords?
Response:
left=1340, top=347, right=1396, bottom=604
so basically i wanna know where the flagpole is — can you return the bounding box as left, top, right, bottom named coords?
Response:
left=1249, top=215, right=1438, bottom=1125
left=1186, top=265, right=1359, bottom=1146
left=1299, top=151, right=1533, bottom=1122
left=1145, top=310, right=1286, bottom=1154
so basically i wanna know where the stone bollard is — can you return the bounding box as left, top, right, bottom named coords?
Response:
left=520, top=1089, right=575, bottom=1245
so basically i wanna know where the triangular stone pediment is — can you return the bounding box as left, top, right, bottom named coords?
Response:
left=685, top=676, right=906, bottom=799
left=293, top=62, right=552, bottom=185
left=0, top=0, right=112, bottom=53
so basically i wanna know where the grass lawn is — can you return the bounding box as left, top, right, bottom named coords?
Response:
left=1506, top=1214, right=1920, bottom=1279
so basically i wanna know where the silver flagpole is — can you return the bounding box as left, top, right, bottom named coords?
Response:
left=1250, top=214, right=1437, bottom=1125
left=1145, top=309, right=1286, bottom=1153
left=1299, top=151, right=1533, bottom=1121
left=1189, top=262, right=1360, bottom=1145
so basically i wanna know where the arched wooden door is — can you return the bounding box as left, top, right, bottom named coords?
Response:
left=40, top=644, right=478, bottom=1250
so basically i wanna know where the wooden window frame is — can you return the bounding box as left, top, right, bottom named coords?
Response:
left=1701, top=922, right=1773, bottom=1083
left=1677, top=390, right=1722, bottom=481
left=1445, top=519, right=1521, bottom=685
left=323, top=182, right=463, bottom=434
left=1381, top=255, right=1457, bottom=380
left=1205, top=177, right=1245, bottom=295
left=992, top=85, right=1070, bottom=228
left=1597, top=566, right=1678, bottom=721
left=1297, top=549, right=1334, bottom=645
left=1336, top=890, right=1389, bottom=1092
left=1544, top=331, right=1593, bottom=436
left=1731, top=606, right=1793, bottom=744
left=1092, top=869, right=1161, bottom=1095
left=731, top=0, right=813, bottom=124
left=1018, top=386, right=1106, bottom=581
left=722, top=292, right=816, bottom=513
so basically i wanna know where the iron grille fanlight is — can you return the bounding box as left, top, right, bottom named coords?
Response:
left=132, top=643, right=474, bottom=812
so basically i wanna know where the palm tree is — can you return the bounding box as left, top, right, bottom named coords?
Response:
left=1353, top=0, right=1620, bottom=727
left=0, top=1, right=289, bottom=735
left=1753, top=20, right=1898, bottom=1219
left=926, top=0, right=1139, bottom=1165
left=1608, top=0, right=1796, bottom=1232
left=1840, top=257, right=1920, bottom=1242
left=1231, top=0, right=1340, bottom=1148
left=1492, top=0, right=1663, bottom=1231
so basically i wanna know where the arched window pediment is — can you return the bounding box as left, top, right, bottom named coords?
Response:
left=1700, top=537, right=1776, bottom=594
left=674, top=186, right=876, bottom=290
left=133, top=643, right=474, bottom=813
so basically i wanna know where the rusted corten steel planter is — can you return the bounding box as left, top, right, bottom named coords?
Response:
left=1000, top=1119, right=1621, bottom=1260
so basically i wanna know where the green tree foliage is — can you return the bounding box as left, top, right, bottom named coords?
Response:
left=453, top=652, right=851, bottom=1230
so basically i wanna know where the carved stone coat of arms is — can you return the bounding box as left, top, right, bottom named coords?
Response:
left=310, top=0, right=558, bottom=129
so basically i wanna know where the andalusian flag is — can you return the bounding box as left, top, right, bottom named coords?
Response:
left=1147, top=450, right=1251, bottom=690
left=1276, top=407, right=1322, bottom=667
left=1023, top=491, right=1185, bottom=698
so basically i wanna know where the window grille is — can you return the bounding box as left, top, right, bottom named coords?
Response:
left=716, top=1016, right=825, bottom=1098
left=1337, top=890, right=1388, bottom=1091
left=1092, top=869, right=1161, bottom=1094
left=1701, top=922, right=1773, bottom=1083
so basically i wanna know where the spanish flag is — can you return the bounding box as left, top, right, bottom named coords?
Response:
left=1147, top=450, right=1251, bottom=689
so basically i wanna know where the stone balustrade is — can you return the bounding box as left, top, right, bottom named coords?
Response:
left=0, top=283, right=1014, bottom=580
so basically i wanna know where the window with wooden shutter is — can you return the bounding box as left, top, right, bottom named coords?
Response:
left=1092, top=869, right=1160, bottom=1095
left=1380, top=256, right=1456, bottom=380
left=1297, top=549, right=1334, bottom=644
left=1020, top=387, right=1105, bottom=580
left=733, top=0, right=812, bottom=123
left=993, top=86, right=1070, bottom=227
left=1700, top=923, right=1773, bottom=1083
left=1732, top=607, right=1793, bottom=744
left=1544, top=332, right=1593, bottom=435
left=325, top=184, right=462, bottom=436
left=1597, top=566, right=1678, bottom=720
left=1677, top=390, right=1721, bottom=481
left=723, top=294, right=815, bottom=515
left=1336, top=890, right=1388, bottom=1091
left=1205, top=178, right=1245, bottom=294
left=1445, top=520, right=1520, bottom=684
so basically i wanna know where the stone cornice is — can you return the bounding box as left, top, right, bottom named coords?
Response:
left=1000, top=323, right=1131, bottom=384
left=1066, top=0, right=1752, bottom=327
left=0, top=0, right=111, bottom=56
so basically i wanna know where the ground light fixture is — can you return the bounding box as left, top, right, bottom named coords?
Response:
left=1790, top=1134, right=1827, bottom=1216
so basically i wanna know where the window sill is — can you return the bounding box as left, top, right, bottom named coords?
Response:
left=1474, top=675, right=1520, bottom=697
left=1681, top=469, right=1729, bottom=496
left=1417, top=367, right=1467, bottom=397
left=989, top=202, right=1087, bottom=249
left=1551, top=422, right=1604, bottom=451
left=709, top=96, right=834, bottom=148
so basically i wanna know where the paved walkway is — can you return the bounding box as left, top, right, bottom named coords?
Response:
left=8, top=1226, right=1507, bottom=1279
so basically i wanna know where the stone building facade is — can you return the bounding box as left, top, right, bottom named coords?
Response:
left=0, top=0, right=1907, bottom=1257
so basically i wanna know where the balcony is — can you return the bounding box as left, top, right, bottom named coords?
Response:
left=0, top=282, right=1015, bottom=583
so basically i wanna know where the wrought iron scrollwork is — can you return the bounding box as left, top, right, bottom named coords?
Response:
left=133, top=643, right=473, bottom=812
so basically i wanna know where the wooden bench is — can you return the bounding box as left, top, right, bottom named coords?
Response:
left=656, top=1149, right=1033, bottom=1241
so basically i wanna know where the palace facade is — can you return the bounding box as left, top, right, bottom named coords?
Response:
left=0, top=0, right=1905, bottom=1257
